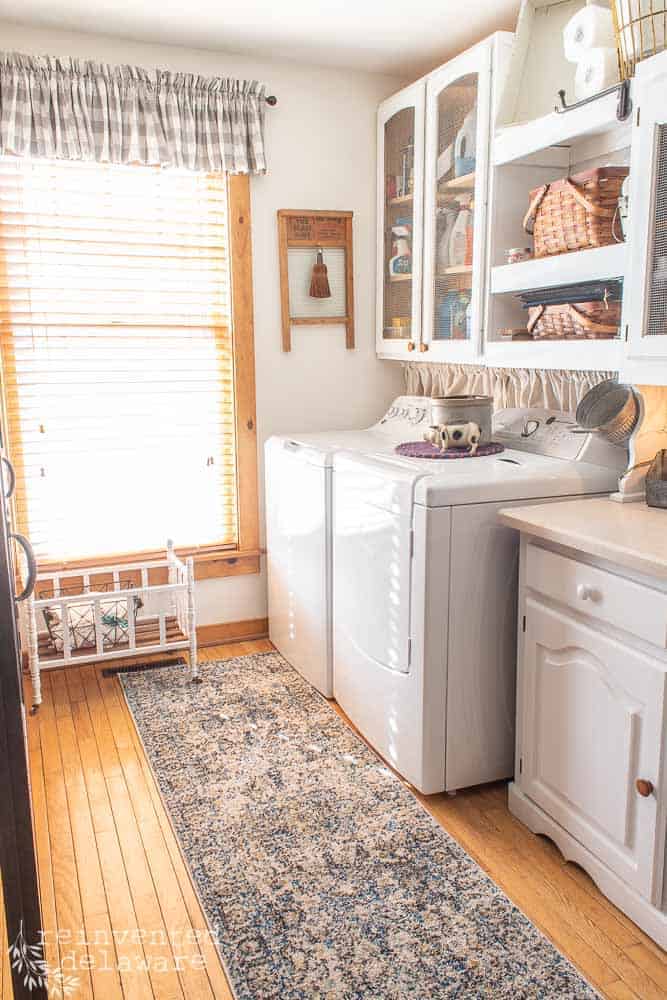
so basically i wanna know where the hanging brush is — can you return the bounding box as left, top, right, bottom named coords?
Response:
left=309, top=247, right=331, bottom=298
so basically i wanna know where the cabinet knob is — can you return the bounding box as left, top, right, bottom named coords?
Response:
left=576, top=583, right=593, bottom=601
left=636, top=779, right=654, bottom=798
left=418, top=342, right=429, bottom=352
left=407, top=341, right=415, bottom=352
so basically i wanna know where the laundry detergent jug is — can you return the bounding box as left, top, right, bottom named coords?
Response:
left=454, top=108, right=477, bottom=177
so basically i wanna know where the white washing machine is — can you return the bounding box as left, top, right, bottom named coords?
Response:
left=265, top=396, right=433, bottom=697
left=332, top=409, right=628, bottom=794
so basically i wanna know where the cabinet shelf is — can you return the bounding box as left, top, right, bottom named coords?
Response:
left=388, top=194, right=414, bottom=206
left=388, top=273, right=413, bottom=283
left=436, top=264, right=473, bottom=276
left=439, top=171, right=476, bottom=192
left=493, top=85, right=633, bottom=167
left=490, top=243, right=626, bottom=296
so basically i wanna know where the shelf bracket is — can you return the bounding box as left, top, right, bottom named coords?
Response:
left=555, top=80, right=632, bottom=122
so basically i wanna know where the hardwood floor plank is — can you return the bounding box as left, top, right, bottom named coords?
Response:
left=95, top=829, right=155, bottom=1000
left=38, top=674, right=93, bottom=999
left=27, top=748, right=59, bottom=978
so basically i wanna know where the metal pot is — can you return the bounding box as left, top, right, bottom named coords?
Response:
left=575, top=379, right=639, bottom=445
left=430, top=395, right=493, bottom=442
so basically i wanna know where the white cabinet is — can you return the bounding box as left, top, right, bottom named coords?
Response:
left=376, top=82, right=425, bottom=359
left=521, top=596, right=664, bottom=899
left=376, top=33, right=511, bottom=360
left=510, top=534, right=667, bottom=947
left=623, top=50, right=667, bottom=383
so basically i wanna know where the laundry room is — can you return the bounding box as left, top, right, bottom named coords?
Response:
left=1, top=3, right=667, bottom=999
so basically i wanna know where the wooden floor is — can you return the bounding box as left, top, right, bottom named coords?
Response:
left=4, top=638, right=666, bottom=999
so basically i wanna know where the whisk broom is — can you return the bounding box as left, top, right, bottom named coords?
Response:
left=309, top=248, right=331, bottom=298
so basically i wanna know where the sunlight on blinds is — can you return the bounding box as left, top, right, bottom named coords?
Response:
left=0, top=157, right=237, bottom=562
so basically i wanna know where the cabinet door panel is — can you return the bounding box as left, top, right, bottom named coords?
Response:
left=376, top=82, right=425, bottom=358
left=422, top=42, right=491, bottom=362
left=522, top=597, right=665, bottom=899
left=626, top=56, right=667, bottom=362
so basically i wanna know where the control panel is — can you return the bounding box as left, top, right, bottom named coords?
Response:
left=493, top=408, right=582, bottom=460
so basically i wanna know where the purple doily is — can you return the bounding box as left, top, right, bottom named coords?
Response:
left=395, top=441, right=505, bottom=459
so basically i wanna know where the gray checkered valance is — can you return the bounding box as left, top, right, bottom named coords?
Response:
left=0, top=52, right=267, bottom=173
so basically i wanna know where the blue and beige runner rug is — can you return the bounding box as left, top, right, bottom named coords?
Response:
left=120, top=652, right=598, bottom=999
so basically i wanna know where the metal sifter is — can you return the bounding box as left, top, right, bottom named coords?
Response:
left=575, top=379, right=639, bottom=445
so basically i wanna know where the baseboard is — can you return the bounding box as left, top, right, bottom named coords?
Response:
left=196, top=617, right=269, bottom=647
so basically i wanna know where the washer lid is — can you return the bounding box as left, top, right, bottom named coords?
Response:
left=333, top=449, right=621, bottom=507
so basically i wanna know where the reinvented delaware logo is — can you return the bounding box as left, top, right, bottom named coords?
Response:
left=9, top=922, right=79, bottom=997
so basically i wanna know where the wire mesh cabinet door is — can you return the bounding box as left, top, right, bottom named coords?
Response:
left=625, top=51, right=667, bottom=366
left=376, top=80, right=425, bottom=358
left=422, top=40, right=492, bottom=362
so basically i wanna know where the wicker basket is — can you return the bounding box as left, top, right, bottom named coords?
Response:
left=524, top=168, right=628, bottom=258
left=527, top=300, right=621, bottom=340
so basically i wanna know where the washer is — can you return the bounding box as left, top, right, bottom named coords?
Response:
left=332, top=408, right=628, bottom=794
left=265, top=396, right=431, bottom=697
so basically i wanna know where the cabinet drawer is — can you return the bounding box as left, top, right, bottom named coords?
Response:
left=525, top=543, right=667, bottom=649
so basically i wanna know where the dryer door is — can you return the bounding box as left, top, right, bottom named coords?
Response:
left=333, top=455, right=416, bottom=674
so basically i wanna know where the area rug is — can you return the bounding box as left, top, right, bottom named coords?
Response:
left=120, top=652, right=598, bottom=1000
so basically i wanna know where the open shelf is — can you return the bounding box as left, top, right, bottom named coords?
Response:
left=493, top=84, right=634, bottom=167
left=485, top=336, right=626, bottom=372
left=439, top=171, right=476, bottom=192
left=491, top=243, right=627, bottom=295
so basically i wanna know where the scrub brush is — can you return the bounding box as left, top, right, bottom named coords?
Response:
left=309, top=248, right=331, bottom=298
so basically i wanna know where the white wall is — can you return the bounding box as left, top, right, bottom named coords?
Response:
left=0, top=21, right=405, bottom=625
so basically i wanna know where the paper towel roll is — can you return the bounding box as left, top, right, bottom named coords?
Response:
left=574, top=47, right=620, bottom=100
left=563, top=4, right=615, bottom=63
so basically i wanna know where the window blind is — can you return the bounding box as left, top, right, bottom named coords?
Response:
left=0, top=157, right=238, bottom=563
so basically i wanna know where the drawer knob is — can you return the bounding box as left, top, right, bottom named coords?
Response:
left=577, top=583, right=593, bottom=601
left=636, top=779, right=654, bottom=798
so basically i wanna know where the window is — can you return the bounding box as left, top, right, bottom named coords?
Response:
left=0, top=158, right=258, bottom=576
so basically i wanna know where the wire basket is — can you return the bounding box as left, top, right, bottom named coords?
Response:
left=613, top=0, right=667, bottom=79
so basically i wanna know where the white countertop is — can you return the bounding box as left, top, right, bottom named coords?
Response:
left=499, top=498, right=667, bottom=580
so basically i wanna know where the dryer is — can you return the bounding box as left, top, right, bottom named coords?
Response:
left=332, top=408, right=628, bottom=794
left=265, top=396, right=431, bottom=697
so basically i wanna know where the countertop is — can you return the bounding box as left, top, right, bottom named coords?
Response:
left=498, top=498, right=667, bottom=581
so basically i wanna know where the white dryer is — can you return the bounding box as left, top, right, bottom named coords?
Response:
left=332, top=408, right=628, bottom=794
left=265, top=396, right=432, bottom=697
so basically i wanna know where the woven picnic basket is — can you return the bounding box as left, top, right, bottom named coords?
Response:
left=523, top=167, right=628, bottom=258
left=527, top=300, right=621, bottom=340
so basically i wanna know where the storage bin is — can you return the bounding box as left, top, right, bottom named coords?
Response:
left=527, top=300, right=621, bottom=339
left=524, top=167, right=628, bottom=258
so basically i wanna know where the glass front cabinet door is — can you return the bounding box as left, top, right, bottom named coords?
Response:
left=421, top=44, right=492, bottom=361
left=376, top=82, right=425, bottom=358
left=625, top=51, right=667, bottom=373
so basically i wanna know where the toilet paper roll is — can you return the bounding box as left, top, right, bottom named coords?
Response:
left=563, top=4, right=615, bottom=63
left=574, top=46, right=620, bottom=100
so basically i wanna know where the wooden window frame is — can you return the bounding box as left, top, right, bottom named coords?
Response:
left=22, top=173, right=260, bottom=582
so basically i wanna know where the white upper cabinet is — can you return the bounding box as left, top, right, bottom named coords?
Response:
left=376, top=81, right=425, bottom=359
left=623, top=51, right=667, bottom=383
left=421, top=44, right=492, bottom=361
left=376, top=34, right=511, bottom=361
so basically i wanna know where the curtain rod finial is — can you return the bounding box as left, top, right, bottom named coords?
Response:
left=266, top=95, right=277, bottom=107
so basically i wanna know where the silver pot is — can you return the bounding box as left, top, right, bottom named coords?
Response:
left=575, top=380, right=639, bottom=445
left=429, top=395, right=493, bottom=442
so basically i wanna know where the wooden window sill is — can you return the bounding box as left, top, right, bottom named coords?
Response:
left=36, top=547, right=262, bottom=584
